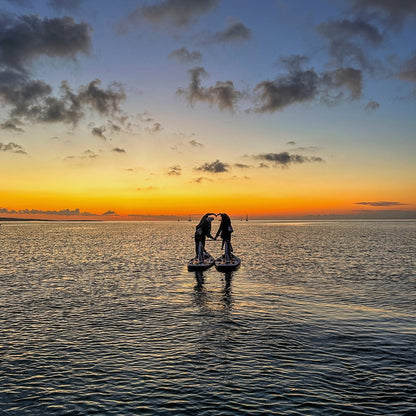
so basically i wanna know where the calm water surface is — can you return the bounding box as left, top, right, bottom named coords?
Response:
left=0, top=220, right=415, bottom=415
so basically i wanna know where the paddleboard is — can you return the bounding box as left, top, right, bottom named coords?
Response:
left=187, top=252, right=215, bottom=271
left=215, top=254, right=241, bottom=272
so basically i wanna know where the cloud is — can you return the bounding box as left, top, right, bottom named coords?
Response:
left=195, top=159, right=229, bottom=173
left=83, top=149, right=97, bottom=158
left=320, top=67, right=363, bottom=103
left=102, top=210, right=117, bottom=216
left=192, top=176, right=212, bottom=183
left=177, top=66, right=244, bottom=111
left=108, top=121, right=121, bottom=132
left=287, top=141, right=296, bottom=145
left=292, top=146, right=319, bottom=152
left=354, top=201, right=406, bottom=207
left=0, top=141, right=27, bottom=154
left=0, top=14, right=91, bottom=71
left=252, top=152, right=324, bottom=166
left=112, top=147, right=126, bottom=153
left=234, top=163, right=252, bottom=169
left=318, top=19, right=383, bottom=69
left=253, top=56, right=363, bottom=112
left=48, top=0, right=84, bottom=13
left=5, top=0, right=31, bottom=6
left=121, top=0, right=219, bottom=29
left=168, top=165, right=182, bottom=175
left=137, top=186, right=157, bottom=191
left=399, top=52, right=416, bottom=84
left=253, top=71, right=319, bottom=112
left=92, top=126, right=108, bottom=140
left=365, top=99, right=380, bottom=111
left=64, top=149, right=98, bottom=160
left=78, top=80, right=126, bottom=117
left=91, top=120, right=124, bottom=140
left=137, top=112, right=163, bottom=133
left=211, top=21, right=251, bottom=43
left=146, top=122, right=163, bottom=133
left=0, top=76, right=126, bottom=126
left=0, top=207, right=97, bottom=216
left=168, top=47, right=202, bottom=63
left=348, top=0, right=416, bottom=29
left=178, top=56, right=364, bottom=114
left=0, top=119, right=24, bottom=132
left=189, top=139, right=203, bottom=147
left=138, top=112, right=154, bottom=123
left=258, top=162, right=270, bottom=168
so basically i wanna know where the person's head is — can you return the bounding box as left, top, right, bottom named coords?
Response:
left=207, top=216, right=214, bottom=223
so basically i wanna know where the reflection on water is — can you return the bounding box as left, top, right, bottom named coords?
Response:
left=0, top=220, right=415, bottom=415
left=193, top=271, right=234, bottom=312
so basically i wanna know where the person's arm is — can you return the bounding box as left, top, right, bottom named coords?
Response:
left=199, top=213, right=214, bottom=224
left=206, top=223, right=215, bottom=239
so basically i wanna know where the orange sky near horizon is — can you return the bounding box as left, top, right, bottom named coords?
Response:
left=1, top=1, right=415, bottom=221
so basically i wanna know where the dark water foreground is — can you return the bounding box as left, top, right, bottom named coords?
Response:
left=0, top=221, right=415, bottom=415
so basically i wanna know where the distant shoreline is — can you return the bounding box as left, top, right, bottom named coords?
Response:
left=0, top=217, right=102, bottom=222
left=1, top=216, right=415, bottom=223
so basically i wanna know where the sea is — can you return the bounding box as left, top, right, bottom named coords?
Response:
left=0, top=220, right=415, bottom=416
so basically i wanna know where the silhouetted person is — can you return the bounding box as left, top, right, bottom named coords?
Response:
left=195, top=213, right=215, bottom=257
left=215, top=213, right=233, bottom=253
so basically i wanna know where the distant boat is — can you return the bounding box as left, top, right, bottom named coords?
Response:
left=246, top=214, right=248, bottom=221
left=188, top=214, right=192, bottom=222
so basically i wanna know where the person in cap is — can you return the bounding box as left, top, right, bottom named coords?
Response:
left=194, top=212, right=216, bottom=257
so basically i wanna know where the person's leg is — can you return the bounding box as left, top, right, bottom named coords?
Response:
left=198, top=236, right=205, bottom=262
left=195, top=233, right=200, bottom=256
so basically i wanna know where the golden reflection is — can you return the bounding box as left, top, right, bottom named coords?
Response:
left=192, top=271, right=235, bottom=312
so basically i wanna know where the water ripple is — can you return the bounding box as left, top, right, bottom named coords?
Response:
left=0, top=221, right=415, bottom=415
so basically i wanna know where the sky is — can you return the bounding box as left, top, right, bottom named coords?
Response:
left=0, top=0, right=415, bottom=220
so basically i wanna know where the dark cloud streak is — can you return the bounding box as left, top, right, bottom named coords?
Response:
left=318, top=19, right=383, bottom=69
left=112, top=147, right=126, bottom=153
left=253, top=56, right=363, bottom=112
left=365, top=99, right=380, bottom=111
left=399, top=52, right=416, bottom=84
left=0, top=141, right=27, bottom=154
left=168, top=47, right=202, bottom=63
left=0, top=14, right=91, bottom=71
left=0, top=207, right=98, bottom=216
left=354, top=201, right=406, bottom=207
left=0, top=119, right=24, bottom=132
left=0, top=76, right=126, bottom=126
left=168, top=165, right=182, bottom=175
left=348, top=0, right=416, bottom=29
left=252, top=152, right=324, bottom=166
left=177, top=66, right=244, bottom=111
left=195, top=159, right=229, bottom=173
left=121, top=0, right=219, bottom=30
left=212, top=21, right=251, bottom=43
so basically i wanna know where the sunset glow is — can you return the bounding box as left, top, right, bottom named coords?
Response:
left=1, top=0, right=415, bottom=220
